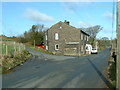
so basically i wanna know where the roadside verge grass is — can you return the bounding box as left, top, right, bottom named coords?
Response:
left=108, top=56, right=116, bottom=89
left=1, top=50, right=32, bottom=74
left=26, top=44, right=53, bottom=55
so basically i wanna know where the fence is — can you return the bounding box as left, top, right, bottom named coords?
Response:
left=0, top=41, right=25, bottom=56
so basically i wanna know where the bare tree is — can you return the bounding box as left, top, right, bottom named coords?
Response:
left=83, top=25, right=103, bottom=47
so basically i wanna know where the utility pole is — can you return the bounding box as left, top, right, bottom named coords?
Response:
left=117, top=1, right=120, bottom=89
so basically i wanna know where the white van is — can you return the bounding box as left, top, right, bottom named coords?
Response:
left=85, top=44, right=98, bottom=54
left=91, top=48, right=98, bottom=54
left=85, top=44, right=92, bottom=54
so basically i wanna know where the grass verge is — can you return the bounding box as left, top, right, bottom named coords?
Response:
left=26, top=44, right=53, bottom=55
left=0, top=50, right=32, bottom=74
left=108, top=57, right=116, bottom=89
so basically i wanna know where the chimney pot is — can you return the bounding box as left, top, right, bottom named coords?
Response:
left=64, top=20, right=69, bottom=25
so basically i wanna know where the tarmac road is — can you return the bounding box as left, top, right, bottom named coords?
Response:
left=2, top=48, right=111, bottom=88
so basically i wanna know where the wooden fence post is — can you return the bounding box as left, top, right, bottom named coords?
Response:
left=19, top=44, right=20, bottom=52
left=14, top=42, right=16, bottom=52
left=24, top=45, right=25, bottom=50
left=6, top=45, right=8, bottom=55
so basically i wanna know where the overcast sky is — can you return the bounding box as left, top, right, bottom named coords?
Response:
left=1, top=1, right=117, bottom=39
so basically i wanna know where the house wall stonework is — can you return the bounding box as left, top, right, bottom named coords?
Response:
left=45, top=21, right=89, bottom=55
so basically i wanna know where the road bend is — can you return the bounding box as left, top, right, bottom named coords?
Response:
left=3, top=48, right=110, bottom=88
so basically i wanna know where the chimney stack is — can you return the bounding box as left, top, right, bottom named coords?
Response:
left=64, top=20, right=70, bottom=25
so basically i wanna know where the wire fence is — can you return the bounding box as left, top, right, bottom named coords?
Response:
left=0, top=41, right=26, bottom=56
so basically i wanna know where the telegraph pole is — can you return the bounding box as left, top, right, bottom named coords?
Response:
left=117, top=1, right=120, bottom=89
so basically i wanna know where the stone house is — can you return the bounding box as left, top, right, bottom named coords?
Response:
left=44, top=20, right=89, bottom=56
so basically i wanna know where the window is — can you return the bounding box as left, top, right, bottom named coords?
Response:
left=60, top=26, right=62, bottom=29
left=55, top=44, right=59, bottom=50
left=46, top=35, right=48, bottom=40
left=81, top=34, right=83, bottom=40
left=55, top=33, right=59, bottom=40
left=87, top=36, right=89, bottom=41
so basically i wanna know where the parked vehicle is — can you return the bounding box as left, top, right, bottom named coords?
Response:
left=85, top=44, right=98, bottom=54
left=91, top=48, right=98, bottom=54
left=85, top=44, right=92, bottom=54
left=38, top=46, right=45, bottom=49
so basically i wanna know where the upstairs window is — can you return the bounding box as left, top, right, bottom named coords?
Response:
left=81, top=34, right=83, bottom=40
left=45, top=35, right=48, bottom=40
left=87, top=36, right=89, bottom=41
left=59, top=26, right=62, bottom=29
left=55, top=33, right=59, bottom=40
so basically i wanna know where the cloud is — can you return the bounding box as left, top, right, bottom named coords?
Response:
left=23, top=8, right=53, bottom=22
left=103, top=12, right=114, bottom=20
left=61, top=2, right=91, bottom=13
left=78, top=21, right=94, bottom=28
left=78, top=21, right=88, bottom=27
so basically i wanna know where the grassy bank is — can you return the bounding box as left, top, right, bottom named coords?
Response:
left=0, top=41, right=25, bottom=55
left=108, top=56, right=116, bottom=89
left=1, top=50, right=32, bottom=74
left=0, top=43, right=13, bottom=55
left=0, top=37, right=31, bottom=74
